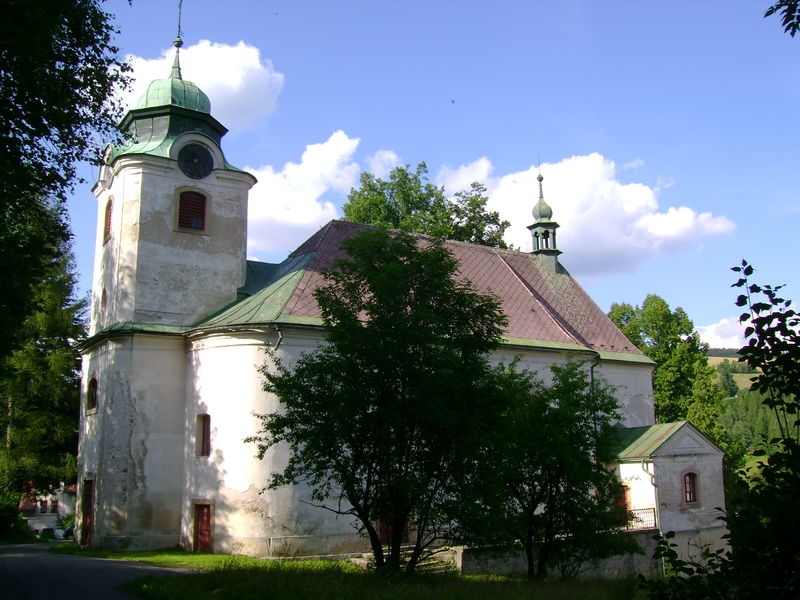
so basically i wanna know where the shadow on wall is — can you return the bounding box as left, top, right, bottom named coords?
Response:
left=182, top=399, right=234, bottom=553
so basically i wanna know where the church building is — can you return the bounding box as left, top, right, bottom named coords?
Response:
left=76, top=41, right=726, bottom=564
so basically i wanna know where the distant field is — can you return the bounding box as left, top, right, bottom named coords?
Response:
left=706, top=356, right=756, bottom=392
left=707, top=356, right=738, bottom=367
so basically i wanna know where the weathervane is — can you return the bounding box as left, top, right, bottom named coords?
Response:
left=171, top=0, right=184, bottom=79
left=176, top=0, right=184, bottom=43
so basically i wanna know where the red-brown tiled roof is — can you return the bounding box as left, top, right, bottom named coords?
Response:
left=280, top=221, right=643, bottom=356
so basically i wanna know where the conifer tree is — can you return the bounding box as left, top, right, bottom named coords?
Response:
left=0, top=238, right=86, bottom=501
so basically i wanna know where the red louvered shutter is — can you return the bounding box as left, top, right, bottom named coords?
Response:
left=179, top=192, right=206, bottom=229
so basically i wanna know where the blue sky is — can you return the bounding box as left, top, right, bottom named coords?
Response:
left=68, top=0, right=800, bottom=347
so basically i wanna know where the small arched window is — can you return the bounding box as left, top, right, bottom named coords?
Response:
left=683, top=472, right=698, bottom=504
left=86, top=378, right=98, bottom=412
left=179, top=191, right=207, bottom=230
left=103, top=199, right=113, bottom=243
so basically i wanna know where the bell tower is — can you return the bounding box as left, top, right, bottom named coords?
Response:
left=89, top=36, right=256, bottom=334
left=527, top=172, right=562, bottom=272
left=78, top=28, right=258, bottom=550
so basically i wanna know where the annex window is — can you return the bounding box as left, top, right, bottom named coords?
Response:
left=178, top=191, right=207, bottom=230
left=683, top=472, right=698, bottom=504
left=86, top=378, right=98, bottom=412
left=197, top=414, right=211, bottom=457
left=103, top=198, right=113, bottom=243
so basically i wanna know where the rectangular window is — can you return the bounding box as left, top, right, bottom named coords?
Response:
left=684, top=472, right=698, bottom=504
left=197, top=414, right=211, bottom=457
left=179, top=192, right=206, bottom=230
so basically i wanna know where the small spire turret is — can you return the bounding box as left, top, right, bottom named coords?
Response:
left=527, top=170, right=562, bottom=272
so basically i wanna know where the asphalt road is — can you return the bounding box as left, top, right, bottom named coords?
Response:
left=0, top=542, right=192, bottom=600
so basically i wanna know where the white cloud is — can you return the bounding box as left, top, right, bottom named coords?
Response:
left=367, top=150, right=401, bottom=178
left=622, top=158, right=644, bottom=170
left=124, top=40, right=285, bottom=129
left=246, top=130, right=361, bottom=254
left=437, top=153, right=735, bottom=277
left=436, top=157, right=495, bottom=192
left=697, top=316, right=746, bottom=349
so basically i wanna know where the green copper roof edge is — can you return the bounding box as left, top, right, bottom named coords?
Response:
left=184, top=315, right=325, bottom=337
left=614, top=421, right=690, bottom=459
left=120, top=104, right=226, bottom=134
left=78, top=321, right=187, bottom=351
left=501, top=337, right=654, bottom=364
left=111, top=131, right=218, bottom=163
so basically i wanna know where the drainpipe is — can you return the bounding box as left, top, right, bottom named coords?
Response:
left=274, top=325, right=283, bottom=350
left=589, top=351, right=601, bottom=437
left=589, top=351, right=601, bottom=396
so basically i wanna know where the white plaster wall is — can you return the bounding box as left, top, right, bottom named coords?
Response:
left=654, top=453, right=726, bottom=534
left=653, top=450, right=727, bottom=562
left=619, top=461, right=657, bottom=511
left=491, top=349, right=655, bottom=427
left=78, top=334, right=187, bottom=550
left=183, top=329, right=366, bottom=556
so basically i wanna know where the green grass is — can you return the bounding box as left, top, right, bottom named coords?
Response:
left=51, top=545, right=643, bottom=600
left=50, top=543, right=259, bottom=569
left=124, top=562, right=641, bottom=600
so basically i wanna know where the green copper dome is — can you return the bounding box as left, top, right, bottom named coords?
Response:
left=136, top=76, right=211, bottom=114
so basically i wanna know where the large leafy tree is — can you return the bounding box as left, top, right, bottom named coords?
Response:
left=249, top=228, right=514, bottom=573
left=0, top=239, right=86, bottom=501
left=0, top=0, right=128, bottom=362
left=609, top=294, right=712, bottom=423
left=342, top=163, right=510, bottom=248
left=462, top=362, right=635, bottom=579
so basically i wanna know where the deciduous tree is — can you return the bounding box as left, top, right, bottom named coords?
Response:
left=463, top=361, right=635, bottom=579
left=609, top=295, right=710, bottom=423
left=249, top=228, right=514, bottom=573
left=765, top=1, right=800, bottom=36
left=0, top=0, right=128, bottom=362
left=342, top=163, right=510, bottom=248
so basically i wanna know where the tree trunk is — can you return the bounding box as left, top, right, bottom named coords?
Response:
left=362, top=518, right=385, bottom=571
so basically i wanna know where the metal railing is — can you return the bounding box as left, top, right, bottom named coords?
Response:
left=625, top=507, right=657, bottom=530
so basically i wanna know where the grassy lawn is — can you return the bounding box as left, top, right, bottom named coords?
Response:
left=52, top=545, right=644, bottom=600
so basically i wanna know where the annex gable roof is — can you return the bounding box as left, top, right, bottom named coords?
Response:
left=192, top=221, right=648, bottom=362
left=615, top=421, right=723, bottom=460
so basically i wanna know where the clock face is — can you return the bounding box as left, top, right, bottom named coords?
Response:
left=178, top=143, right=214, bottom=179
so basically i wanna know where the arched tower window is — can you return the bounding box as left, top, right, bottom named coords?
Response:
left=103, top=199, right=113, bottom=243
left=683, top=472, right=698, bottom=504
left=179, top=191, right=207, bottom=230
left=86, top=378, right=98, bottom=412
